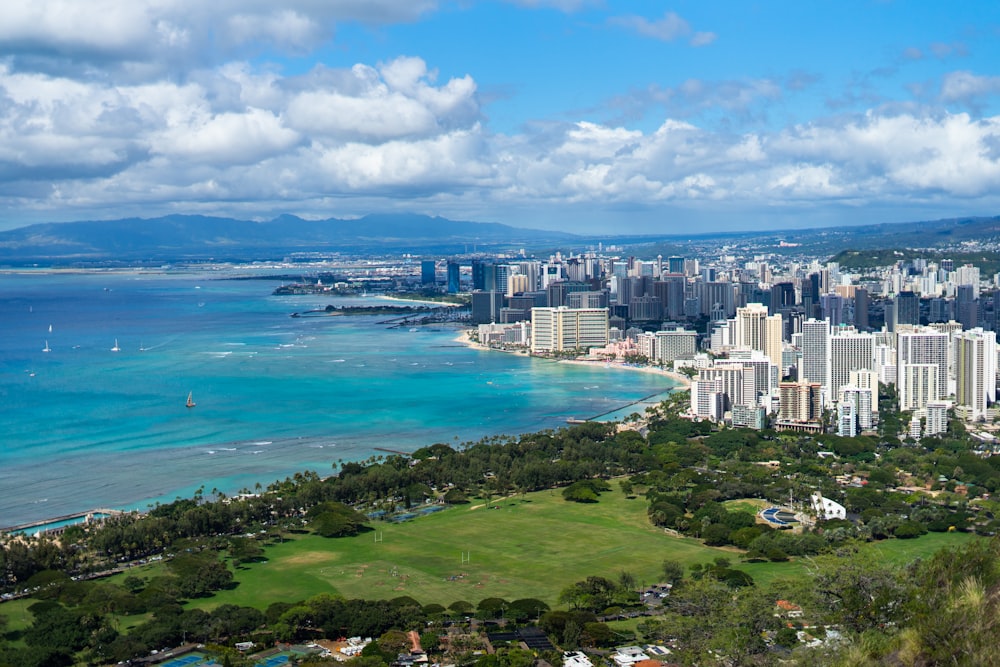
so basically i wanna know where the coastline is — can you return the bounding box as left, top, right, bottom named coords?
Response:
left=452, top=329, right=692, bottom=387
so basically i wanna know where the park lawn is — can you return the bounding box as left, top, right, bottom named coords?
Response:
left=868, top=529, right=977, bottom=564
left=189, top=488, right=732, bottom=611
left=186, top=491, right=982, bottom=612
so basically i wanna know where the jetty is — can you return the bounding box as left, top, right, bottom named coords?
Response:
left=565, top=392, right=664, bottom=424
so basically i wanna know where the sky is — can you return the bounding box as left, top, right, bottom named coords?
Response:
left=1, top=1, right=1000, bottom=234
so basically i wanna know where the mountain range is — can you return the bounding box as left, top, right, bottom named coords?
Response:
left=1, top=212, right=999, bottom=264
left=0, top=213, right=579, bottom=263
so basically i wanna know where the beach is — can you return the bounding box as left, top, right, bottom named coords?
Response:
left=453, top=329, right=692, bottom=386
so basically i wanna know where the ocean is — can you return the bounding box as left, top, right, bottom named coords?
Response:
left=0, top=269, right=678, bottom=527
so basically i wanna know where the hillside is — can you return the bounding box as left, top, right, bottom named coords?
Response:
left=0, top=213, right=579, bottom=262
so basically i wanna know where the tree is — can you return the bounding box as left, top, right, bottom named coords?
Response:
left=661, top=560, right=685, bottom=586
left=810, top=550, right=912, bottom=634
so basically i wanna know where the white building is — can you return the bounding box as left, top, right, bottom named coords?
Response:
left=801, top=319, right=832, bottom=406
left=655, top=328, right=697, bottom=363
left=830, top=329, right=875, bottom=406
left=691, top=378, right=725, bottom=421
left=530, top=307, right=609, bottom=353
left=896, top=328, right=950, bottom=409
left=734, top=303, right=784, bottom=368
left=810, top=492, right=847, bottom=520
left=900, top=363, right=940, bottom=411
left=954, top=328, right=998, bottom=421
left=926, top=400, right=951, bottom=436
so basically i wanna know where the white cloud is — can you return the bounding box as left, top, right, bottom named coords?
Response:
left=610, top=12, right=690, bottom=42
left=608, top=11, right=716, bottom=47
left=690, top=32, right=717, bottom=47
left=0, top=0, right=438, bottom=70
left=941, top=71, right=1000, bottom=103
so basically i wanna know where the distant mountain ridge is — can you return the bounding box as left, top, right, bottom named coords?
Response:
left=0, top=213, right=579, bottom=262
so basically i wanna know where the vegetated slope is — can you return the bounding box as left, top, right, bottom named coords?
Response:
left=0, top=213, right=580, bottom=261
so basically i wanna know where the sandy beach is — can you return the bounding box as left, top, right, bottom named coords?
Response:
left=452, top=329, right=691, bottom=387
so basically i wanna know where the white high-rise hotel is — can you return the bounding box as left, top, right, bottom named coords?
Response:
left=530, top=307, right=609, bottom=353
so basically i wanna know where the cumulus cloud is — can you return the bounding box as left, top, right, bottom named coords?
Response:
left=7, top=45, right=1000, bottom=222
left=0, top=0, right=438, bottom=72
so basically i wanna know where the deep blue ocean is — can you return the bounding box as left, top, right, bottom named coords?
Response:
left=0, top=269, right=677, bottom=527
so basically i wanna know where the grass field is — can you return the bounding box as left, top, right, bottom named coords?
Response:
left=181, top=489, right=978, bottom=611
left=188, top=489, right=732, bottom=611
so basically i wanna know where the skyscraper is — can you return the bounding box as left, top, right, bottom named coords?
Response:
left=897, top=328, right=949, bottom=411
left=894, top=291, right=920, bottom=327
left=801, top=319, right=831, bottom=406
left=954, top=328, right=997, bottom=421
left=735, top=303, right=783, bottom=368
left=830, top=329, right=875, bottom=405
left=421, top=260, right=436, bottom=285
left=447, top=262, right=460, bottom=294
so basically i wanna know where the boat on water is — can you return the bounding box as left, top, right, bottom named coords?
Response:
left=42, top=341, right=51, bottom=353
left=111, top=339, right=120, bottom=352
left=186, top=392, right=196, bottom=408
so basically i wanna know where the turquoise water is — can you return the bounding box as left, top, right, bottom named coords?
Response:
left=0, top=269, right=677, bottom=527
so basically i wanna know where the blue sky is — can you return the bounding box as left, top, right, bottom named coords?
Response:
left=1, top=1, right=999, bottom=234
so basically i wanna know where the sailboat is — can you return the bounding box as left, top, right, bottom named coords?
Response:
left=186, top=392, right=196, bottom=408
left=43, top=341, right=51, bottom=353
left=111, top=339, right=120, bottom=352
left=48, top=324, right=52, bottom=333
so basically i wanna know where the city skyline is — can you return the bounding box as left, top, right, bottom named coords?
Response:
left=1, top=2, right=1000, bottom=233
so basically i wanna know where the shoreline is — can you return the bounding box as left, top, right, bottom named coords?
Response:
left=452, top=329, right=692, bottom=387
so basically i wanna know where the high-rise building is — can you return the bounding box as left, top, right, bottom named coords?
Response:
left=925, top=400, right=951, bottom=436
left=778, top=381, right=823, bottom=425
left=840, top=385, right=875, bottom=430
left=654, top=328, right=697, bottom=363
left=801, top=319, right=831, bottom=405
left=837, top=401, right=857, bottom=437
left=899, top=363, right=940, bottom=411
left=769, top=282, right=796, bottom=315
left=954, top=328, right=997, bottom=421
left=854, top=287, right=870, bottom=330
left=471, top=261, right=489, bottom=291
left=447, top=262, right=460, bottom=294
left=690, top=378, right=725, bottom=421
left=956, top=284, right=978, bottom=331
left=547, top=281, right=591, bottom=308
left=699, top=281, right=735, bottom=318
left=421, top=260, right=437, bottom=285
left=894, top=291, right=920, bottom=327
left=471, top=291, right=503, bottom=324
left=830, top=329, right=875, bottom=405
left=735, top=303, right=783, bottom=368
left=567, top=291, right=608, bottom=309
left=897, top=327, right=949, bottom=406
left=530, top=307, right=610, bottom=353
